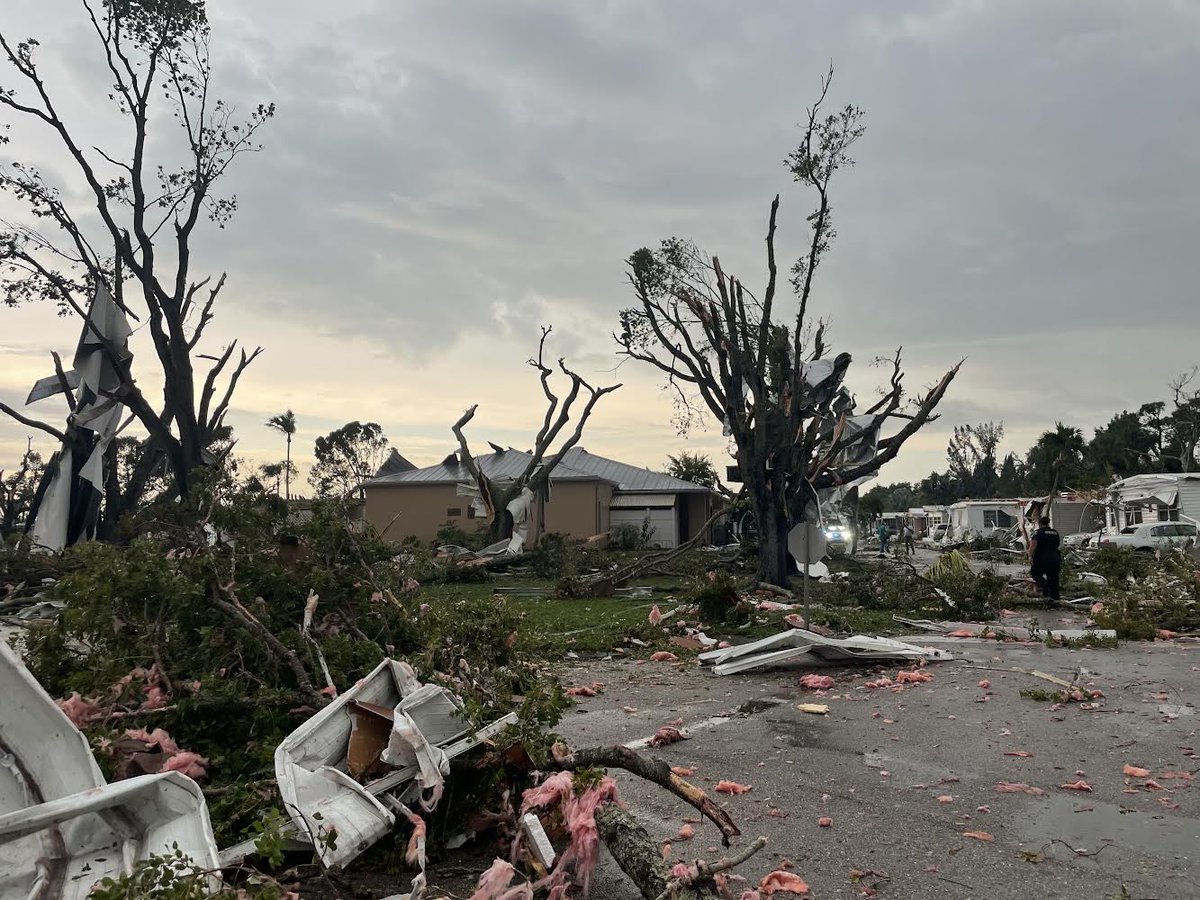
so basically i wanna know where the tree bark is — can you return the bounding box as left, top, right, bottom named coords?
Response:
left=596, top=806, right=719, bottom=900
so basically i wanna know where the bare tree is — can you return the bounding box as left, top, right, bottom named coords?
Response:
left=1167, top=367, right=1200, bottom=473
left=617, top=70, right=958, bottom=585
left=452, top=327, right=620, bottom=542
left=0, top=0, right=273, bottom=508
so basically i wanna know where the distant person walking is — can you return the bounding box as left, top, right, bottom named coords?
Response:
left=903, top=523, right=915, bottom=556
left=1028, top=516, right=1062, bottom=604
left=876, top=521, right=890, bottom=555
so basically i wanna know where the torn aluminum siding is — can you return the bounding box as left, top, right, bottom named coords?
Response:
left=698, top=629, right=951, bottom=676
left=0, top=643, right=220, bottom=899
left=274, top=658, right=420, bottom=869
left=274, top=657, right=519, bottom=871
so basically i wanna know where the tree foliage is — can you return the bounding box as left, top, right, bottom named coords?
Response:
left=1024, top=422, right=1086, bottom=494
left=665, top=451, right=719, bottom=488
left=945, top=422, right=1003, bottom=498
left=309, top=420, right=391, bottom=500
left=0, top=444, right=43, bottom=535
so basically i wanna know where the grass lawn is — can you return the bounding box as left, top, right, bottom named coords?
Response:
left=415, top=565, right=923, bottom=662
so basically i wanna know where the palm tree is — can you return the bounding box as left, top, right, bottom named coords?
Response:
left=266, top=409, right=297, bottom=500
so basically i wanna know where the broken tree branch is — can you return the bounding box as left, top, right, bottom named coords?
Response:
left=654, top=836, right=769, bottom=900
left=593, top=503, right=734, bottom=587
left=209, top=580, right=325, bottom=707
left=595, top=806, right=718, bottom=900
left=0, top=402, right=66, bottom=442
left=553, top=745, right=741, bottom=845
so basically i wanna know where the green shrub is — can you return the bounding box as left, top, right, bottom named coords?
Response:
left=1088, top=546, right=1152, bottom=583
left=685, top=570, right=742, bottom=624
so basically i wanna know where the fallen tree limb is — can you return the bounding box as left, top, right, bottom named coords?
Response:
left=654, top=835, right=768, bottom=900
left=553, top=744, right=740, bottom=845
left=596, top=805, right=718, bottom=900
left=590, top=504, right=734, bottom=588
left=209, top=581, right=325, bottom=707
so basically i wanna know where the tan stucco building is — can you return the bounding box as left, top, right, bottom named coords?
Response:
left=363, top=447, right=723, bottom=548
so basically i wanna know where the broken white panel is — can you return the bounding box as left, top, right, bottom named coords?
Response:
left=522, top=812, right=556, bottom=868
left=801, top=358, right=837, bottom=388
left=220, top=711, right=518, bottom=869
left=380, top=712, right=449, bottom=812
left=699, top=628, right=951, bottom=676
left=506, top=487, right=534, bottom=553
left=400, top=684, right=470, bottom=746
left=274, top=658, right=420, bottom=869
left=29, top=447, right=73, bottom=553
left=0, top=643, right=219, bottom=898
left=25, top=369, right=81, bottom=405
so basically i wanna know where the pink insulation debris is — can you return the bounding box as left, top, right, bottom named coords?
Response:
left=677, top=823, right=695, bottom=840
left=650, top=651, right=679, bottom=662
left=759, top=870, right=811, bottom=895
left=817, top=816, right=832, bottom=828
left=649, top=726, right=689, bottom=748
left=162, top=750, right=209, bottom=781
left=895, top=670, right=933, bottom=684
left=1060, top=780, right=1093, bottom=792
left=715, top=780, right=752, bottom=795
left=117, top=727, right=208, bottom=781
left=799, top=674, right=834, bottom=690
left=566, top=683, right=603, bottom=697
left=469, top=858, right=533, bottom=900
left=783, top=614, right=806, bottom=629
left=521, top=770, right=619, bottom=899
left=994, top=782, right=1045, bottom=796
left=56, top=692, right=102, bottom=727
left=649, top=605, right=663, bottom=625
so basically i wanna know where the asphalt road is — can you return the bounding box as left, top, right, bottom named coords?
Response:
left=555, top=631, right=1200, bottom=900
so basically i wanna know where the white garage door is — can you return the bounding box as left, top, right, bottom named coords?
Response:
left=610, top=506, right=678, bottom=549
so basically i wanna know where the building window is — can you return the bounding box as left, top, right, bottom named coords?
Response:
left=446, top=507, right=462, bottom=518
left=467, top=506, right=476, bottom=519
left=983, top=509, right=1016, bottom=529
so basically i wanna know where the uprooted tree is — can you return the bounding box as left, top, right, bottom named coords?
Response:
left=0, top=0, right=273, bottom=517
left=617, top=70, right=959, bottom=586
left=453, top=326, right=620, bottom=543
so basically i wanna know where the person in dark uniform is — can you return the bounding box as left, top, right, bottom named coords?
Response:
left=1028, top=516, right=1062, bottom=603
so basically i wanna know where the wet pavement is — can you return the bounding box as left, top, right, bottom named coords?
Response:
left=557, top=629, right=1200, bottom=900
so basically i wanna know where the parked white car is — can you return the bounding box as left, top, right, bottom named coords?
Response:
left=1098, top=522, right=1198, bottom=552
left=1062, top=530, right=1103, bottom=549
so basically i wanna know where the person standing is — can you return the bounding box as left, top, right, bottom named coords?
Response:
left=1028, top=515, right=1062, bottom=604
left=903, top=522, right=915, bottom=556
left=876, top=520, right=890, bottom=555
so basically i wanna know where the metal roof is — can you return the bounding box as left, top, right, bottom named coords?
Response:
left=611, top=493, right=678, bottom=508
left=366, top=449, right=603, bottom=486
left=561, top=448, right=716, bottom=494
left=366, top=446, right=721, bottom=494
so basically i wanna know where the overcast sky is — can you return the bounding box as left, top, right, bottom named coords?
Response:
left=2, top=0, right=1198, bottom=490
